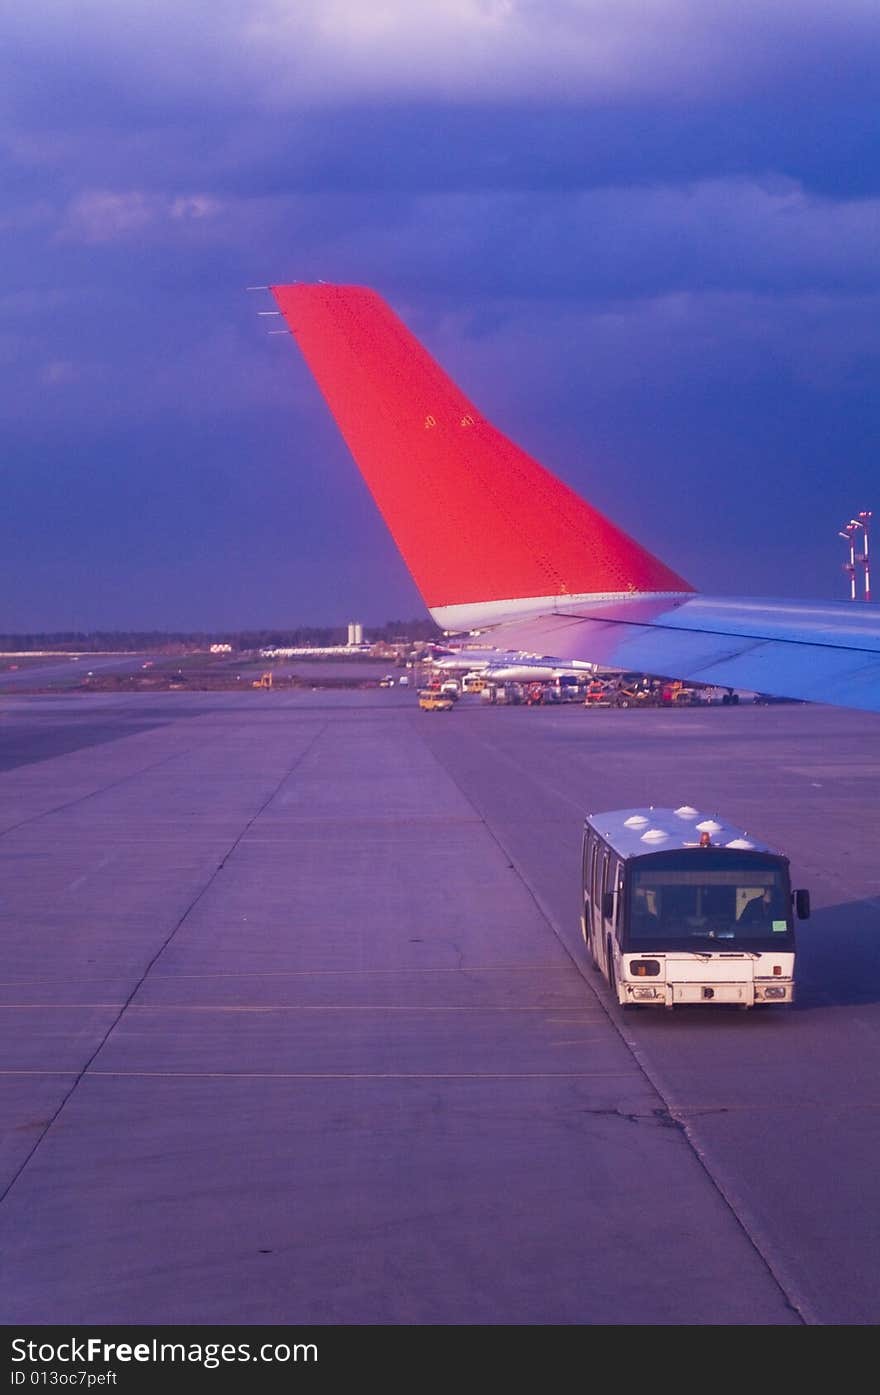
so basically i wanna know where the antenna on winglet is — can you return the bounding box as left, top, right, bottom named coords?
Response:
left=246, top=285, right=270, bottom=291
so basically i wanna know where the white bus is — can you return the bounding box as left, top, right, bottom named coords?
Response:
left=581, top=807, right=811, bottom=1009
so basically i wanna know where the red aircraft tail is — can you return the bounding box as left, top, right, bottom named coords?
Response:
left=271, top=284, right=692, bottom=620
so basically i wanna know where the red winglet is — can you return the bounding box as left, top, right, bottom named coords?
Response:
left=272, top=284, right=693, bottom=609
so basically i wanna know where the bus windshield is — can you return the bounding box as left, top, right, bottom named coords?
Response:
left=627, top=851, right=793, bottom=950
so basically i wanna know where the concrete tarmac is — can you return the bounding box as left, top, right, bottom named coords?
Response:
left=1, top=690, right=878, bottom=1325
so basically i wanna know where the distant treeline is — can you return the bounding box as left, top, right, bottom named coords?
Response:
left=0, top=618, right=442, bottom=653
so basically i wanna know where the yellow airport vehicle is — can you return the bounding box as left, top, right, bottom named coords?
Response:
left=660, top=679, right=702, bottom=706
left=418, top=689, right=454, bottom=712
left=462, top=673, right=486, bottom=693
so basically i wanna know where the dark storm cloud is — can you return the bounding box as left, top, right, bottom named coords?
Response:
left=0, top=1, right=878, bottom=626
left=3, top=1, right=880, bottom=198
left=6, top=2, right=878, bottom=107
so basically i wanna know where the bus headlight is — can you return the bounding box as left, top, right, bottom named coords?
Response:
left=762, top=986, right=787, bottom=1000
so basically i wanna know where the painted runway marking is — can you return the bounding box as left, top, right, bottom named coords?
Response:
left=0, top=1068, right=641, bottom=1080
left=120, top=1004, right=601, bottom=1013
left=0, top=965, right=579, bottom=984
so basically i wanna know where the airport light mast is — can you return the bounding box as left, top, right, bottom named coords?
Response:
left=838, top=512, right=872, bottom=601
left=857, top=511, right=872, bottom=602
left=839, top=527, right=857, bottom=601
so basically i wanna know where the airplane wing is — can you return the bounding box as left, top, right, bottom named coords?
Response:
left=465, top=595, right=880, bottom=711
left=270, top=283, right=880, bottom=713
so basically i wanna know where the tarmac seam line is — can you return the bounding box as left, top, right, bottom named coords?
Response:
left=0, top=721, right=329, bottom=1213
left=415, top=715, right=814, bottom=1326
left=0, top=742, right=201, bottom=841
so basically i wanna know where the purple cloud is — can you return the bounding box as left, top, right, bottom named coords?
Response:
left=0, top=0, right=877, bottom=626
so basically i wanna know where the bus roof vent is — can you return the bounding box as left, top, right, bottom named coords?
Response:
left=641, top=828, right=669, bottom=843
left=725, top=838, right=754, bottom=849
left=695, top=819, right=722, bottom=833
left=674, top=805, right=699, bottom=818
left=624, top=814, right=649, bottom=827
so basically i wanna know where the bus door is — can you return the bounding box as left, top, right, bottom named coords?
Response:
left=600, top=855, right=625, bottom=991
left=581, top=833, right=593, bottom=940
left=582, top=834, right=600, bottom=962
left=596, top=848, right=612, bottom=975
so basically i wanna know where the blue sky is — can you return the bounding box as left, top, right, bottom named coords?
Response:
left=1, top=0, right=878, bottom=629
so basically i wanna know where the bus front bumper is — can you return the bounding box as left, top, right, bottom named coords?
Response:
left=623, top=981, right=794, bottom=1006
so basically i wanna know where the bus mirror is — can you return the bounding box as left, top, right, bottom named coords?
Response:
left=794, top=889, right=811, bottom=920
left=602, top=891, right=614, bottom=920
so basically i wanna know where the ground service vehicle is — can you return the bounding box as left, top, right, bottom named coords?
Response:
left=660, top=680, right=701, bottom=705
left=418, top=690, right=454, bottom=712
left=581, top=807, right=810, bottom=1009
left=613, top=675, right=657, bottom=707
left=584, top=679, right=611, bottom=706
left=462, top=673, right=486, bottom=694
left=483, top=682, right=521, bottom=704
left=552, top=675, right=585, bottom=701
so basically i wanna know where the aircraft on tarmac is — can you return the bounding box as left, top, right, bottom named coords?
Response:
left=432, top=650, right=595, bottom=684
left=268, top=284, right=880, bottom=715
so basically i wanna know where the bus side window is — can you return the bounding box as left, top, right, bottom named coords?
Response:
left=582, top=834, right=591, bottom=896
left=601, top=852, right=610, bottom=919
